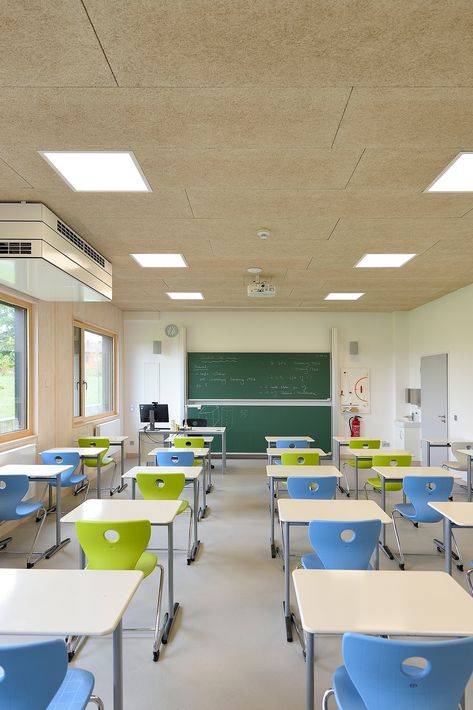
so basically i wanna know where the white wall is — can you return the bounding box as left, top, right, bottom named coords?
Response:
left=123, top=310, right=398, bottom=453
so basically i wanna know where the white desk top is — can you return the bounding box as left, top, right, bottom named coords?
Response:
left=0, top=568, right=143, bottom=636
left=265, top=436, right=315, bottom=443
left=124, top=465, right=202, bottom=481
left=332, top=436, right=365, bottom=444
left=423, top=438, right=451, bottom=445
left=428, top=502, right=473, bottom=526
left=149, top=447, right=209, bottom=457
left=293, top=570, right=473, bottom=635
left=0, top=464, right=71, bottom=478
left=278, top=498, right=392, bottom=524
left=372, top=465, right=451, bottom=480
left=42, top=447, right=107, bottom=457
left=165, top=435, right=213, bottom=444
left=76, top=436, right=128, bottom=444
left=182, top=427, right=226, bottom=433
left=266, top=448, right=326, bottom=456
left=266, top=465, right=341, bottom=479
left=458, top=449, right=473, bottom=457
left=61, top=499, right=182, bottom=525
left=348, top=448, right=407, bottom=458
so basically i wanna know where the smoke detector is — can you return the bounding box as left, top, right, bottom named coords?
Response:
left=247, top=266, right=262, bottom=274
left=256, top=228, right=270, bottom=240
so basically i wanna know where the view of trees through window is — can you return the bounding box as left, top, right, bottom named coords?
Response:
left=0, top=299, right=28, bottom=435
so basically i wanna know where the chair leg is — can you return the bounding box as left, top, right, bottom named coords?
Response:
left=27, top=507, right=48, bottom=568
left=89, top=696, right=105, bottom=709
left=0, top=535, right=13, bottom=550
left=36, top=483, right=50, bottom=521
left=452, top=531, right=465, bottom=570
left=153, top=563, right=165, bottom=661
left=322, top=688, right=334, bottom=709
left=82, top=478, right=91, bottom=501
left=391, top=510, right=406, bottom=570
left=466, top=569, right=473, bottom=596
left=342, top=464, right=351, bottom=497
left=187, top=507, right=193, bottom=564
left=363, top=481, right=370, bottom=500
left=108, top=461, right=118, bottom=495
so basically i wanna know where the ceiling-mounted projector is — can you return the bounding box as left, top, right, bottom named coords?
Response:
left=0, top=203, right=112, bottom=301
left=247, top=280, right=276, bottom=297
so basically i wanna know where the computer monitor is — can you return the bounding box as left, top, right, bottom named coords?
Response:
left=139, top=403, right=170, bottom=430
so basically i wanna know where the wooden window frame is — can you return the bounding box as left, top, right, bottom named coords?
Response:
left=73, top=320, right=118, bottom=425
left=0, top=292, right=33, bottom=444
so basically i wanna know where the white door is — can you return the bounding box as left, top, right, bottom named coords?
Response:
left=420, top=353, right=448, bottom=465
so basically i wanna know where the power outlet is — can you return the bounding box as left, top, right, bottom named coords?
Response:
left=382, top=441, right=390, bottom=447
left=454, top=414, right=458, bottom=421
left=129, top=440, right=134, bottom=446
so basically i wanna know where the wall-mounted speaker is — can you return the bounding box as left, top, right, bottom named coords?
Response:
left=349, top=341, right=359, bottom=355
left=153, top=340, right=162, bottom=354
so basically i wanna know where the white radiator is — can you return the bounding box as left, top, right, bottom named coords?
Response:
left=0, top=443, right=36, bottom=466
left=94, top=419, right=122, bottom=438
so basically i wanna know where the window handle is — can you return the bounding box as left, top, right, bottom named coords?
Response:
left=82, top=380, right=88, bottom=390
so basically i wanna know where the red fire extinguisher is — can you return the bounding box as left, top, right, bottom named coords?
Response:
left=349, top=415, right=361, bottom=437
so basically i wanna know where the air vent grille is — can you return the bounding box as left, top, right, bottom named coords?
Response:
left=0, top=241, right=32, bottom=255
left=56, top=220, right=105, bottom=268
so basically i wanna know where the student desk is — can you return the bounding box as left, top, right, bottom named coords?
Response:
left=149, top=447, right=210, bottom=517
left=42, top=447, right=107, bottom=499
left=347, top=448, right=407, bottom=500
left=0, top=567, right=142, bottom=710
left=266, top=448, right=326, bottom=465
left=293, top=569, right=473, bottom=710
left=331, top=436, right=377, bottom=472
left=76, top=436, right=129, bottom=494
left=123, top=465, right=203, bottom=561
left=423, top=437, right=451, bottom=466
left=0, top=463, right=72, bottom=564
left=371, top=465, right=452, bottom=558
left=61, top=499, right=181, bottom=653
left=277, top=499, right=392, bottom=642
left=457, top=449, right=473, bottom=502
left=164, top=434, right=214, bottom=492
left=158, top=426, right=227, bottom=470
left=265, top=436, right=315, bottom=447
left=428, top=502, right=473, bottom=574
left=266, top=465, right=342, bottom=559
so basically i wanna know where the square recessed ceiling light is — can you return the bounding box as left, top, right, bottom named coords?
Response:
left=325, top=293, right=364, bottom=301
left=167, top=292, right=204, bottom=300
left=355, top=254, right=416, bottom=268
left=426, top=152, right=473, bottom=192
left=39, top=151, right=151, bottom=192
left=131, top=254, right=187, bottom=268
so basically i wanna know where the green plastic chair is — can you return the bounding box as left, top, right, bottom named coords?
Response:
left=78, top=438, right=118, bottom=496
left=365, top=454, right=413, bottom=499
left=343, top=439, right=381, bottom=497
left=173, top=437, right=205, bottom=467
left=280, top=452, right=320, bottom=465
left=136, top=472, right=193, bottom=564
left=75, top=519, right=164, bottom=662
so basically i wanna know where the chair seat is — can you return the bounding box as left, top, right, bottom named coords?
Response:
left=333, top=665, right=367, bottom=710
left=394, top=502, right=416, bottom=519
left=16, top=499, right=43, bottom=518
left=178, top=500, right=189, bottom=514
left=136, top=551, right=158, bottom=578
left=301, top=553, right=372, bottom=571
left=48, top=667, right=95, bottom=710
left=51, top=473, right=87, bottom=488
left=443, top=461, right=466, bottom=472
left=82, top=457, right=114, bottom=467
left=366, top=477, right=403, bottom=491
left=347, top=460, right=372, bottom=469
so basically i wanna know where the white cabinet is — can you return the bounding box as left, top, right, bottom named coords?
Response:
left=394, top=420, right=421, bottom=461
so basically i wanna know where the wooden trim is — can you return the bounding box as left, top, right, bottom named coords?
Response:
left=0, top=292, right=33, bottom=444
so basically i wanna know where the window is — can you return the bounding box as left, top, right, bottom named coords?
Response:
left=0, top=295, right=30, bottom=440
left=74, top=322, right=116, bottom=420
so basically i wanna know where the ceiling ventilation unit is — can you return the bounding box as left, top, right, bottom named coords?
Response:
left=0, top=203, right=112, bottom=301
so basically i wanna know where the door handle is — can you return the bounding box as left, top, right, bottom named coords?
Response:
left=438, top=415, right=446, bottom=423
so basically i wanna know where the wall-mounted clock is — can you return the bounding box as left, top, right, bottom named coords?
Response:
left=165, top=323, right=179, bottom=337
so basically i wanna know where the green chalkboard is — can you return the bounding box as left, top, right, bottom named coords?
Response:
left=187, top=352, right=330, bottom=400
left=186, top=404, right=331, bottom=454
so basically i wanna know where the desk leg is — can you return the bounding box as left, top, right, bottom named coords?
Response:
left=206, top=452, right=213, bottom=494
left=163, top=523, right=179, bottom=644
left=190, top=479, right=200, bottom=562
left=222, top=430, right=226, bottom=471
left=306, top=632, right=314, bottom=710
left=270, top=476, right=277, bottom=558
left=283, top=522, right=293, bottom=642
left=113, top=620, right=123, bottom=710
left=139, top=433, right=142, bottom=467
left=444, top=516, right=453, bottom=575
left=97, top=458, right=101, bottom=499
left=354, top=459, right=359, bottom=500
left=113, top=443, right=128, bottom=494
left=469, top=456, right=472, bottom=503
left=426, top=442, right=431, bottom=467
left=199, top=464, right=208, bottom=519
left=380, top=477, right=394, bottom=560
left=45, top=475, right=70, bottom=559
left=67, top=546, right=87, bottom=659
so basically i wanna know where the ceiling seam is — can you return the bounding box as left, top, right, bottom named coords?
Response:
left=184, top=189, right=196, bottom=217
left=326, top=217, right=341, bottom=241
left=80, top=0, right=119, bottom=87
left=0, top=156, right=33, bottom=187
left=459, top=205, right=473, bottom=218
left=330, top=86, right=353, bottom=148
left=344, top=148, right=366, bottom=188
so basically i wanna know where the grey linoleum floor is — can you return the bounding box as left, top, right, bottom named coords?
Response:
left=2, top=458, right=473, bottom=709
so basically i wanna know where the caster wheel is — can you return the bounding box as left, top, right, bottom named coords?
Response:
left=26, top=562, right=33, bottom=569
left=187, top=559, right=191, bottom=565
left=452, top=552, right=460, bottom=561
left=399, top=563, right=405, bottom=570
left=153, top=651, right=159, bottom=662
left=413, top=522, right=419, bottom=528
left=437, top=547, right=443, bottom=554
left=457, top=564, right=464, bottom=571
left=68, top=652, right=74, bottom=662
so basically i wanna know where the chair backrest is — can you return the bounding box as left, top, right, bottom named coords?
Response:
left=136, top=472, right=185, bottom=500
left=308, top=519, right=381, bottom=569
left=40, top=451, right=81, bottom=485
left=185, top=418, right=208, bottom=427
left=173, top=437, right=205, bottom=449
left=371, top=454, right=412, bottom=468
left=342, top=632, right=473, bottom=710
left=281, top=452, right=320, bottom=466
left=75, top=519, right=151, bottom=570
left=275, top=439, right=309, bottom=449
left=78, top=437, right=110, bottom=464
left=449, top=442, right=473, bottom=470
left=403, top=475, right=454, bottom=523
left=0, top=474, right=30, bottom=519
left=287, top=475, right=337, bottom=499
left=349, top=439, right=381, bottom=449
left=156, top=450, right=195, bottom=467
left=0, top=639, right=68, bottom=709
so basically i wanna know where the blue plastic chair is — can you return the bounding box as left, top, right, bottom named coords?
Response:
left=0, top=638, right=103, bottom=709
left=40, top=451, right=89, bottom=511
left=287, top=475, right=337, bottom=500
left=156, top=450, right=195, bottom=467
left=391, top=475, right=460, bottom=570
left=301, top=518, right=381, bottom=570
left=322, top=632, right=473, bottom=710
left=274, top=439, right=308, bottom=465
left=0, top=474, right=47, bottom=568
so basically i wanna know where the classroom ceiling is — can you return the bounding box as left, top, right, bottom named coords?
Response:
left=1, top=1, right=473, bottom=312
